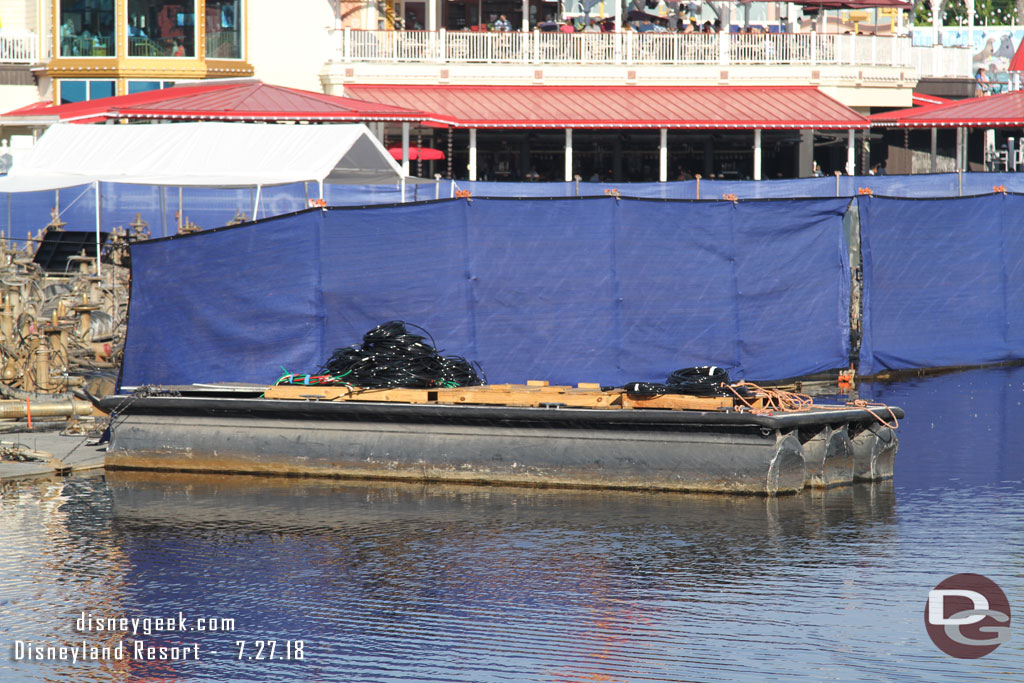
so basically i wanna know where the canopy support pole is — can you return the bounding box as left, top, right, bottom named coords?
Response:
left=253, top=184, right=262, bottom=220
left=754, top=128, right=762, bottom=181
left=401, top=177, right=406, bottom=203
left=469, top=128, right=478, bottom=181
left=401, top=122, right=411, bottom=176
left=659, top=128, right=668, bottom=183
left=318, top=179, right=324, bottom=201
left=930, top=127, right=937, bottom=173
left=846, top=128, right=855, bottom=176
left=564, top=128, right=573, bottom=182
left=178, top=186, right=183, bottom=233
left=93, top=181, right=101, bottom=277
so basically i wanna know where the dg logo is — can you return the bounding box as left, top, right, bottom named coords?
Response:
left=925, top=573, right=1011, bottom=658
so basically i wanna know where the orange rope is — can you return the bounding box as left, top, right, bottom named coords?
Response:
left=847, top=399, right=900, bottom=430
left=725, top=381, right=813, bottom=414
left=724, top=382, right=899, bottom=429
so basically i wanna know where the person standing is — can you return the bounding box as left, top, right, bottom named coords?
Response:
left=494, top=14, right=511, bottom=31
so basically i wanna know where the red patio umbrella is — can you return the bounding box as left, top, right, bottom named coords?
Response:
left=387, top=146, right=445, bottom=161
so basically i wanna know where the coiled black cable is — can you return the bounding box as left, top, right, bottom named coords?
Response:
left=315, top=321, right=485, bottom=389
left=624, top=366, right=735, bottom=397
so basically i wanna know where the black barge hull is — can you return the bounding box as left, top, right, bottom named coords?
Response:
left=101, top=395, right=902, bottom=496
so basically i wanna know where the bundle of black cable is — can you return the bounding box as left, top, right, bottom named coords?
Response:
left=623, top=366, right=733, bottom=397
left=320, top=321, right=484, bottom=389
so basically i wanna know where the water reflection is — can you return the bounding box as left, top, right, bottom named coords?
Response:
left=1, top=366, right=1022, bottom=682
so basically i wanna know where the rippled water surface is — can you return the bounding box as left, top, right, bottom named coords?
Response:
left=2, top=367, right=1022, bottom=682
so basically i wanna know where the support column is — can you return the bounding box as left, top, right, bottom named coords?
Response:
left=753, top=128, right=762, bottom=181
left=93, top=182, right=102, bottom=277
left=469, top=128, right=478, bottom=181
left=521, top=0, right=529, bottom=32
left=798, top=129, right=813, bottom=178
left=427, top=0, right=437, bottom=31
left=846, top=128, right=855, bottom=175
left=930, top=127, right=937, bottom=173
left=659, top=128, right=668, bottom=183
left=564, top=128, right=573, bottom=182
left=401, top=122, right=411, bottom=176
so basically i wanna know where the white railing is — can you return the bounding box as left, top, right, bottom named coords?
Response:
left=0, top=30, right=39, bottom=64
left=911, top=45, right=973, bottom=80
left=331, top=29, right=918, bottom=68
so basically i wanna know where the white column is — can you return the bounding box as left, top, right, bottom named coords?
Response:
left=521, top=0, right=529, bottom=32
left=753, top=128, right=762, bottom=181
left=427, top=0, right=437, bottom=31
left=659, top=128, right=668, bottom=183
left=469, top=128, right=478, bottom=181
left=846, top=128, right=855, bottom=176
left=564, top=128, right=573, bottom=182
left=401, top=122, right=410, bottom=176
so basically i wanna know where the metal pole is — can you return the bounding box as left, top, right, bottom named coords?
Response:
left=846, top=128, right=855, bottom=176
left=659, top=128, right=668, bottom=183
left=469, top=128, right=477, bottom=181
left=753, top=128, right=762, bottom=181
left=564, top=127, right=573, bottom=182
left=401, top=122, right=411, bottom=176
left=252, top=184, right=261, bottom=220
left=93, top=181, right=102, bottom=277
left=930, top=127, right=937, bottom=173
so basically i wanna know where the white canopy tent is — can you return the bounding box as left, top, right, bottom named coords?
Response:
left=0, top=122, right=411, bottom=274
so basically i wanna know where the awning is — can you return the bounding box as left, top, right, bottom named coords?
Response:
left=1, top=80, right=431, bottom=125
left=0, top=121, right=407, bottom=192
left=342, top=84, right=870, bottom=130
left=870, top=90, right=1024, bottom=127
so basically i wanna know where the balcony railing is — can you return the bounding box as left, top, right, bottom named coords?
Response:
left=331, top=29, right=918, bottom=68
left=910, top=45, right=973, bottom=80
left=0, top=30, right=39, bottom=64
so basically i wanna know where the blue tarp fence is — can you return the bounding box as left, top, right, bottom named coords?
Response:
left=5, top=172, right=1024, bottom=249
left=857, top=193, right=1024, bottom=375
left=120, top=196, right=853, bottom=388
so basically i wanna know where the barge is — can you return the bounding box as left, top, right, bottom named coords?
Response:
left=100, top=382, right=902, bottom=496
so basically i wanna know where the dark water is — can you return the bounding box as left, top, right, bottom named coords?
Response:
left=1, top=367, right=1022, bottom=682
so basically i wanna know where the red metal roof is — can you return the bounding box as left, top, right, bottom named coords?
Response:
left=870, top=90, right=1024, bottom=127
left=343, top=84, right=869, bottom=129
left=1, top=80, right=428, bottom=123
left=1011, top=38, right=1024, bottom=72
left=912, top=93, right=952, bottom=107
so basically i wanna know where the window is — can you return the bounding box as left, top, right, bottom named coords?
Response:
left=60, top=0, right=116, bottom=57
left=127, top=80, right=178, bottom=94
left=59, top=80, right=117, bottom=104
left=127, top=0, right=197, bottom=57
left=206, top=0, right=242, bottom=59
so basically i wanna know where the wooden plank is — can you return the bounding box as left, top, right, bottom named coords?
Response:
left=264, top=385, right=434, bottom=403
left=435, top=387, right=621, bottom=409
left=265, top=383, right=736, bottom=412
left=621, top=394, right=733, bottom=411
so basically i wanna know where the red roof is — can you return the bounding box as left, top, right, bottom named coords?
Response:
left=343, top=84, right=869, bottom=129
left=870, top=90, right=1024, bottom=127
left=912, top=93, right=951, bottom=107
left=1, top=80, right=428, bottom=123
left=1011, top=37, right=1024, bottom=72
